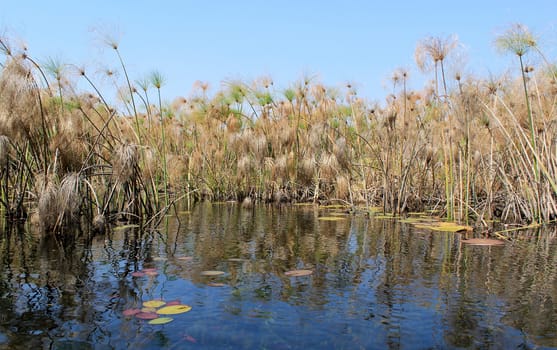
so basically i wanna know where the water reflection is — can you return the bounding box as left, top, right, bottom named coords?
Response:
left=0, top=204, right=556, bottom=349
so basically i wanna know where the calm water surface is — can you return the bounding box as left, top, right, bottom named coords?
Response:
left=1, top=203, right=557, bottom=349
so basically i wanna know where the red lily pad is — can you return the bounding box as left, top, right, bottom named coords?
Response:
left=135, top=312, right=159, bottom=320
left=122, top=308, right=141, bottom=317
left=166, top=300, right=182, bottom=306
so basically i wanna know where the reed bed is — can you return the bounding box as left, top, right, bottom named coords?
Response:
left=0, top=23, right=555, bottom=234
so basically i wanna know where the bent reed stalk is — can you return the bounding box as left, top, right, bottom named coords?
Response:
left=0, top=23, right=556, bottom=237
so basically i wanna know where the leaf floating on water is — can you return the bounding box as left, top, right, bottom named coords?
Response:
left=131, top=271, right=145, bottom=277
left=317, top=216, right=345, bottom=221
left=285, top=269, right=313, bottom=277
left=135, top=312, right=159, bottom=320
left=411, top=220, right=473, bottom=233
left=144, top=270, right=159, bottom=277
left=462, top=238, right=505, bottom=246
left=156, top=304, right=192, bottom=315
left=165, top=300, right=182, bottom=306
left=113, top=224, right=140, bottom=231
left=143, top=300, right=166, bottom=308
left=122, top=308, right=141, bottom=317
left=141, top=307, right=157, bottom=313
left=200, top=270, right=225, bottom=276
left=148, top=317, right=173, bottom=325
left=142, top=268, right=157, bottom=273
left=319, top=204, right=348, bottom=209
left=208, top=282, right=226, bottom=287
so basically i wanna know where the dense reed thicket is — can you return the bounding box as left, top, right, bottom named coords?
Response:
left=0, top=23, right=555, bottom=234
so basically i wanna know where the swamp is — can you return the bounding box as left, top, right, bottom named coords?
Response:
left=0, top=22, right=556, bottom=348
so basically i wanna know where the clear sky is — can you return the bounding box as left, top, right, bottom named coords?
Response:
left=2, top=1, right=556, bottom=104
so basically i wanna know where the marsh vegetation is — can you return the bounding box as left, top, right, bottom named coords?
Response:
left=0, top=23, right=556, bottom=236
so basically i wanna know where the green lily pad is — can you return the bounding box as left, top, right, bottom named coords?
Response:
left=318, top=216, right=345, bottom=221
left=200, top=270, right=225, bottom=276
left=148, top=317, right=173, bottom=325
left=156, top=304, right=192, bottom=315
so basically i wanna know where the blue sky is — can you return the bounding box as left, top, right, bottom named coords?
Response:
left=2, top=1, right=556, bottom=103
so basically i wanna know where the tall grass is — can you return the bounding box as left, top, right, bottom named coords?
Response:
left=0, top=23, right=555, bottom=235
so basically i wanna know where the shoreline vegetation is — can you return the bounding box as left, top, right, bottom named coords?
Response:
left=0, top=23, right=556, bottom=235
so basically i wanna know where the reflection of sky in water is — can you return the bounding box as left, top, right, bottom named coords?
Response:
left=0, top=203, right=556, bottom=349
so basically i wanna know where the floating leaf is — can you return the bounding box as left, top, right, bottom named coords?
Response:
left=145, top=270, right=159, bottom=277
left=374, top=215, right=397, bottom=220
left=318, top=216, right=345, bottom=221
left=415, top=221, right=473, bottom=233
left=208, top=282, right=226, bottom=287
left=143, top=300, right=166, bottom=308
left=141, top=307, right=157, bottom=313
left=148, top=317, right=173, bottom=325
left=285, top=269, right=313, bottom=277
left=319, top=204, right=348, bottom=209
left=166, top=300, right=182, bottom=306
left=113, top=224, right=140, bottom=231
left=131, top=271, right=145, bottom=277
left=462, top=238, right=505, bottom=246
left=142, top=268, right=157, bottom=273
left=200, top=270, right=225, bottom=276
left=156, top=304, right=192, bottom=315
left=122, top=308, right=141, bottom=317
left=135, top=312, right=159, bottom=320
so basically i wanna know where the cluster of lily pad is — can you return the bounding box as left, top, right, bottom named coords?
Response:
left=123, top=299, right=192, bottom=325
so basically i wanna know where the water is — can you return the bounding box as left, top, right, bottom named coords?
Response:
left=0, top=203, right=556, bottom=349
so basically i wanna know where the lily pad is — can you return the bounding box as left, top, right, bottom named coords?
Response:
left=156, top=304, right=192, bottom=315
left=318, top=216, right=345, bottom=221
left=135, top=312, right=159, bottom=320
left=415, top=221, right=473, bottom=232
left=208, top=282, right=226, bottom=287
left=227, top=258, right=247, bottom=262
left=144, top=270, right=159, bottom=277
left=148, top=317, right=173, bottom=325
left=122, top=308, right=141, bottom=317
left=131, top=271, right=145, bottom=277
left=462, top=238, right=505, bottom=246
left=200, top=270, right=225, bottom=276
left=319, top=204, right=348, bottom=209
left=113, top=224, right=140, bottom=231
left=285, top=269, right=313, bottom=277
left=143, top=300, right=166, bottom=308
left=141, top=307, right=157, bottom=313
left=166, top=300, right=182, bottom=306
